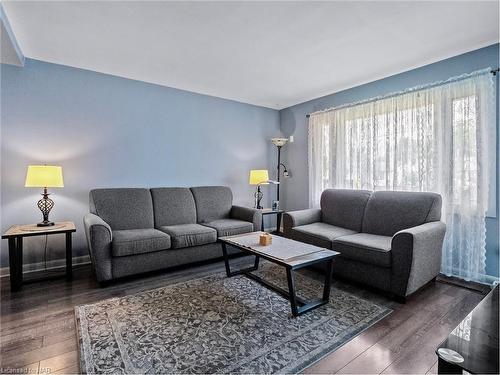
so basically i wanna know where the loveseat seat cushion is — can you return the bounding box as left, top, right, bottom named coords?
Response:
left=190, top=186, right=232, bottom=223
left=112, top=229, right=171, bottom=257
left=90, top=188, right=155, bottom=230
left=362, top=191, right=442, bottom=236
left=333, top=233, right=392, bottom=267
left=203, top=219, right=254, bottom=237
left=321, top=189, right=372, bottom=232
left=290, top=222, right=357, bottom=249
left=151, top=187, right=197, bottom=226
left=158, top=224, right=217, bottom=249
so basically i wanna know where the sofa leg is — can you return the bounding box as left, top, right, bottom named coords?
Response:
left=393, top=294, right=406, bottom=304
left=98, top=280, right=111, bottom=288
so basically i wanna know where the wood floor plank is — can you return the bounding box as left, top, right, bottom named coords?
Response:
left=302, top=333, right=376, bottom=374
left=1, top=336, right=44, bottom=356
left=426, top=361, right=438, bottom=374
left=42, top=329, right=76, bottom=347
left=2, top=361, right=40, bottom=375
left=54, top=363, right=80, bottom=374
left=39, top=350, right=78, bottom=374
left=337, top=343, right=397, bottom=374
left=0, top=337, right=77, bottom=369
left=1, top=327, right=38, bottom=346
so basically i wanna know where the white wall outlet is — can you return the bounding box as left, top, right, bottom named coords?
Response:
left=289, top=136, right=294, bottom=143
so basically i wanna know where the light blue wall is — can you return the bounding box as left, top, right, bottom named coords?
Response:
left=279, top=44, right=499, bottom=278
left=0, top=59, right=280, bottom=267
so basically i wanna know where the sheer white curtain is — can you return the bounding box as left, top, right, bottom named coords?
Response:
left=308, top=71, right=496, bottom=283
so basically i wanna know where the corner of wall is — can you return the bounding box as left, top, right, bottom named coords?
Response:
left=1, top=4, right=25, bottom=67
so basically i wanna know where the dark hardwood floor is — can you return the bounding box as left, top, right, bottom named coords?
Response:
left=0, top=258, right=487, bottom=374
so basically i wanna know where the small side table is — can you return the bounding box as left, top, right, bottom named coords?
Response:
left=1, top=221, right=76, bottom=292
left=260, top=208, right=285, bottom=234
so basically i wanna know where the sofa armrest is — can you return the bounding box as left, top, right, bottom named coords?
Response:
left=283, top=209, right=322, bottom=235
left=230, top=205, right=262, bottom=231
left=83, top=213, right=113, bottom=282
left=391, top=221, right=446, bottom=297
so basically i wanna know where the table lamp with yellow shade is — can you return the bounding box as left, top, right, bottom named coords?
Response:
left=25, top=165, right=64, bottom=227
left=249, top=169, right=279, bottom=209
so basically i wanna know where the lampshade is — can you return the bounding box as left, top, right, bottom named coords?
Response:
left=249, top=170, right=269, bottom=185
left=25, top=165, right=64, bottom=188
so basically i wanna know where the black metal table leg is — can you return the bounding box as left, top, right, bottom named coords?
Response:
left=285, top=266, right=331, bottom=317
left=286, top=268, right=299, bottom=316
left=66, top=232, right=73, bottom=280
left=276, top=212, right=282, bottom=234
left=221, top=242, right=260, bottom=277
left=323, top=259, right=333, bottom=300
left=221, top=242, right=231, bottom=277
left=285, top=261, right=332, bottom=316
left=253, top=254, right=260, bottom=269
left=8, top=237, right=23, bottom=292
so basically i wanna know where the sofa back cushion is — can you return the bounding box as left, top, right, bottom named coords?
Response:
left=190, top=186, right=232, bottom=223
left=150, top=187, right=197, bottom=226
left=362, top=191, right=442, bottom=236
left=89, top=188, right=154, bottom=230
left=320, top=189, right=372, bottom=232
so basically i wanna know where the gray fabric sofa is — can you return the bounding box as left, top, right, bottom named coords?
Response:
left=283, top=189, right=446, bottom=299
left=83, top=186, right=261, bottom=282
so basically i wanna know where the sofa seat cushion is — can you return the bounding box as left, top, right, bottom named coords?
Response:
left=203, top=219, right=254, bottom=237
left=158, top=224, right=217, bottom=249
left=112, top=229, right=171, bottom=257
left=333, top=233, right=392, bottom=267
left=290, top=222, right=357, bottom=249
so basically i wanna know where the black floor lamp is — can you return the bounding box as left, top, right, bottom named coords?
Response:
left=270, top=138, right=290, bottom=210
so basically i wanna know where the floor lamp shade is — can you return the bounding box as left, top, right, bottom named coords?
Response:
left=25, top=165, right=64, bottom=227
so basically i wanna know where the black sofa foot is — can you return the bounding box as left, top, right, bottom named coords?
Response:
left=393, top=295, right=407, bottom=303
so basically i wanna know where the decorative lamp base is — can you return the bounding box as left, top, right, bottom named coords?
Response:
left=37, top=188, right=55, bottom=227
left=37, top=221, right=55, bottom=227
left=254, top=186, right=264, bottom=209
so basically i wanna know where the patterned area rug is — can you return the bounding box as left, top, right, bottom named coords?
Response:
left=76, top=263, right=391, bottom=374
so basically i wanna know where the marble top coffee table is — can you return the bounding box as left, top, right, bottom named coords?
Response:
left=219, top=232, right=339, bottom=316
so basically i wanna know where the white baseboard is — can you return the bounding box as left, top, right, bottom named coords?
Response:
left=0, top=255, right=91, bottom=278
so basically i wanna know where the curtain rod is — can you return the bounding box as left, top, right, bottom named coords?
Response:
left=305, top=67, right=499, bottom=118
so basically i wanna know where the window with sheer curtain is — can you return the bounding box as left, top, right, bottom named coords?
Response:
left=308, top=70, right=496, bottom=283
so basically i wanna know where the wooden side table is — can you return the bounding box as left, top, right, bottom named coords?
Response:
left=260, top=208, right=285, bottom=233
left=1, top=221, right=76, bottom=291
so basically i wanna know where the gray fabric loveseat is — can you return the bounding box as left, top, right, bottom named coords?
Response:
left=283, top=189, right=446, bottom=299
left=83, top=186, right=261, bottom=282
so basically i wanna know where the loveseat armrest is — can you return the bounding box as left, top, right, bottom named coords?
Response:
left=83, top=213, right=113, bottom=282
left=391, top=221, right=446, bottom=297
left=283, top=209, right=322, bottom=235
left=230, top=205, right=262, bottom=231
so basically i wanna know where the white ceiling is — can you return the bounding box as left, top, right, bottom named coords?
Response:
left=3, top=1, right=499, bottom=109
